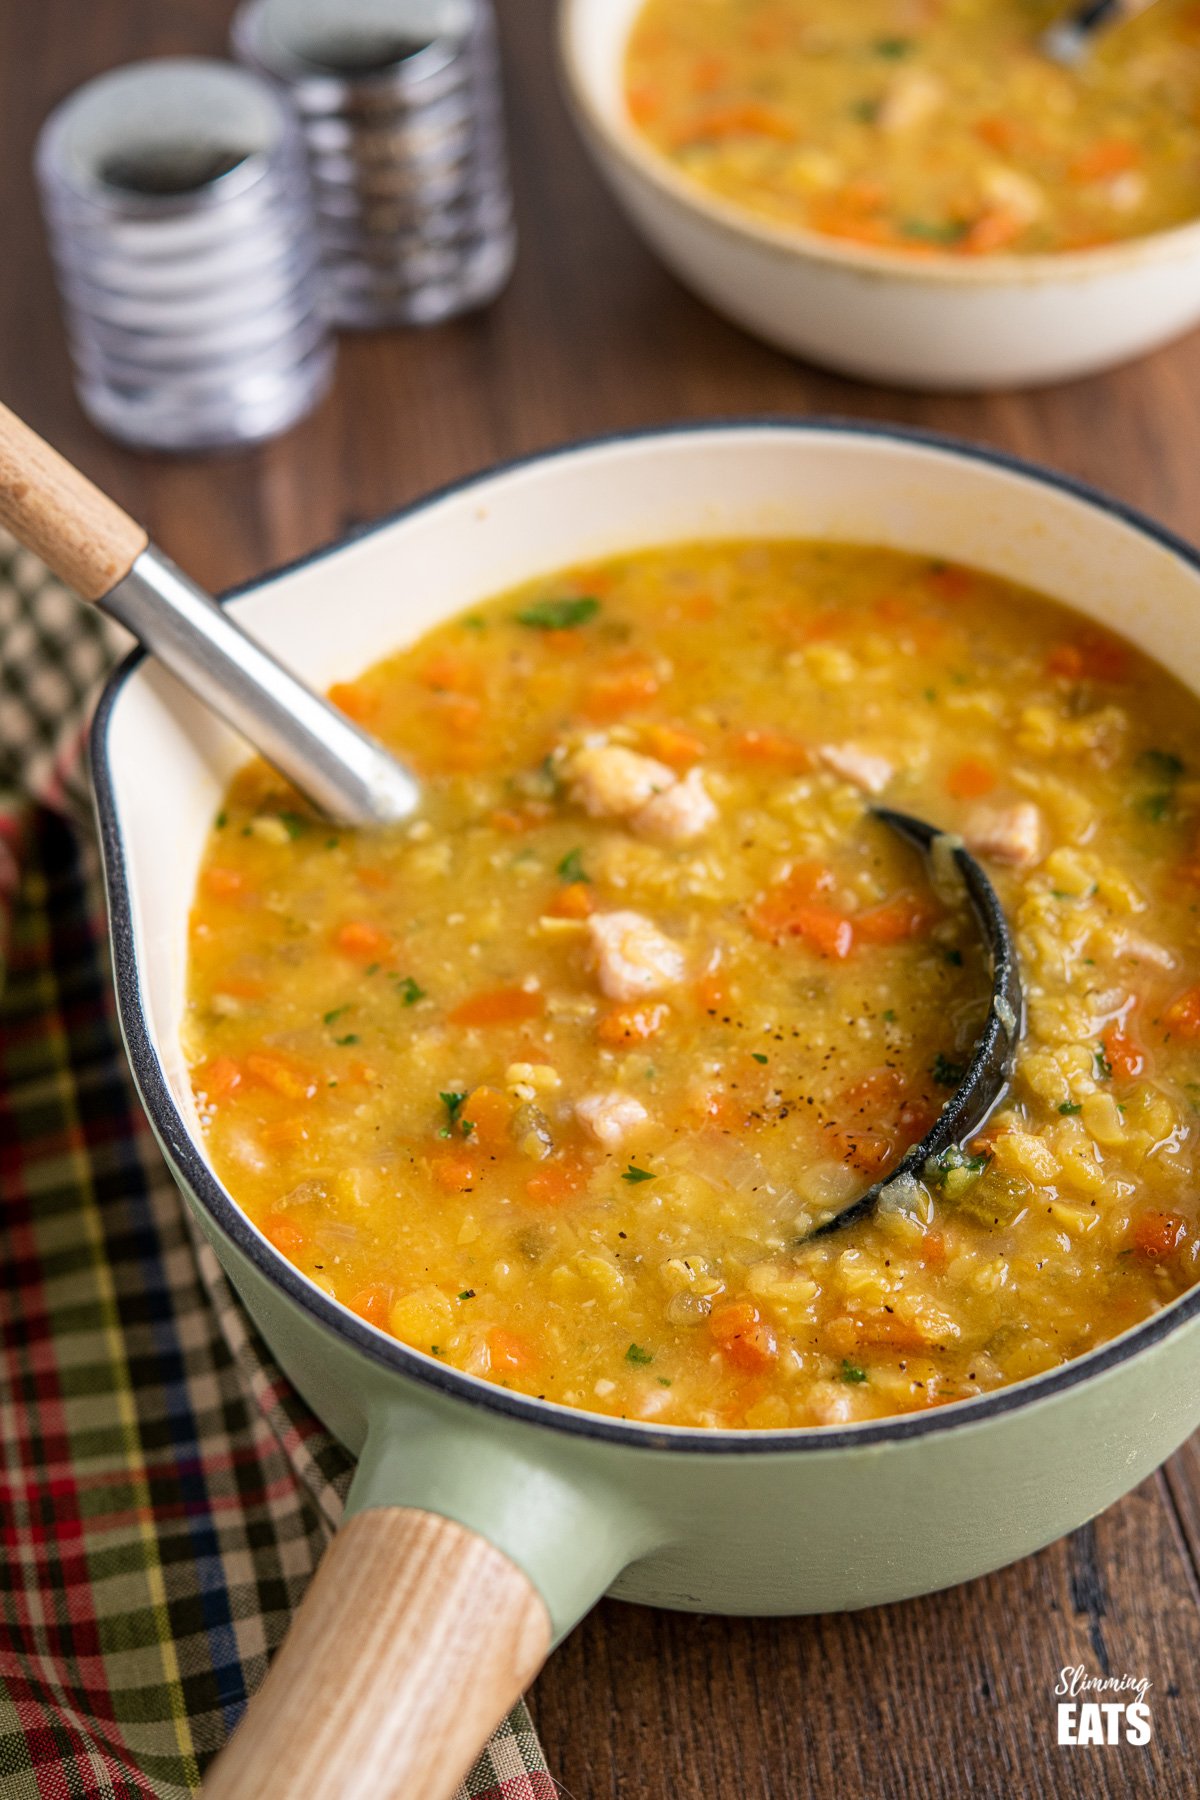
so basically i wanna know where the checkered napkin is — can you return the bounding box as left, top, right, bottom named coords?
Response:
left=0, top=536, right=553, bottom=1798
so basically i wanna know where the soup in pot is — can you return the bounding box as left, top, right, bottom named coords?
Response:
left=187, top=540, right=1200, bottom=1428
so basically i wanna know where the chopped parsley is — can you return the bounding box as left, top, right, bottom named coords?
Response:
left=214, top=810, right=228, bottom=830
left=874, top=35, right=913, bottom=57
left=278, top=810, right=309, bottom=839
left=557, top=847, right=589, bottom=884
left=396, top=975, right=425, bottom=1006
left=1094, top=1045, right=1113, bottom=1081
left=622, top=1165, right=655, bottom=1183
left=882, top=1008, right=896, bottom=1023
left=463, top=615, right=487, bottom=631
left=841, top=1359, right=868, bottom=1384
left=515, top=595, right=600, bottom=631
left=752, top=1052, right=769, bottom=1065
left=901, top=218, right=969, bottom=245
left=323, top=1007, right=349, bottom=1026
left=458, top=1289, right=476, bottom=1300
left=925, top=1146, right=990, bottom=1202
left=334, top=1033, right=360, bottom=1047
left=943, top=948, right=964, bottom=967
left=625, top=1343, right=654, bottom=1365
left=931, top=1052, right=966, bottom=1088
left=1137, top=748, right=1184, bottom=781
left=1059, top=1101, right=1082, bottom=1115
left=439, top=1091, right=469, bottom=1136
left=1138, top=792, right=1172, bottom=823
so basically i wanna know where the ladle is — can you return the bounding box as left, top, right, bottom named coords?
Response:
left=1040, top=0, right=1160, bottom=65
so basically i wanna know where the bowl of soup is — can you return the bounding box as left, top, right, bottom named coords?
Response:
left=94, top=422, right=1200, bottom=1794
left=559, top=0, right=1200, bottom=387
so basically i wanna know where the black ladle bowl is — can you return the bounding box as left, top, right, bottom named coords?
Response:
left=802, top=806, right=1024, bottom=1241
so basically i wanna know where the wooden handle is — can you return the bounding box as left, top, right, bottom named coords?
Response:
left=203, top=1508, right=551, bottom=1800
left=0, top=401, right=147, bottom=599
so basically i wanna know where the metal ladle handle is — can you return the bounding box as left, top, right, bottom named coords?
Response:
left=0, top=399, right=419, bottom=827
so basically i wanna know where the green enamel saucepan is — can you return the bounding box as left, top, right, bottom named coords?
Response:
left=67, top=423, right=1200, bottom=1795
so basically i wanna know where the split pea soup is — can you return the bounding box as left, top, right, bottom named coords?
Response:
left=188, top=540, right=1200, bottom=1430
left=625, top=0, right=1200, bottom=255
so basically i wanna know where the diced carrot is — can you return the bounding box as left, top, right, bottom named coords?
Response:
left=675, top=101, right=796, bottom=145
left=348, top=1284, right=391, bottom=1329
left=328, top=680, right=379, bottom=723
left=897, top=1098, right=938, bottom=1144
left=488, top=1327, right=537, bottom=1374
left=1102, top=1023, right=1145, bottom=1082
left=639, top=722, right=707, bottom=769
left=830, top=1127, right=893, bottom=1175
left=448, top=986, right=545, bottom=1028
left=1132, top=1211, right=1187, bottom=1260
left=489, top=802, right=554, bottom=834
left=597, top=1002, right=668, bottom=1046
left=261, top=1213, right=307, bottom=1256
left=525, top=1156, right=587, bottom=1208
left=854, top=892, right=938, bottom=945
left=922, top=1232, right=947, bottom=1270
left=749, top=865, right=851, bottom=956
left=216, top=974, right=267, bottom=1001
left=431, top=1153, right=477, bottom=1192
left=841, top=1068, right=906, bottom=1110
left=1070, top=137, right=1139, bottom=183
left=244, top=1051, right=317, bottom=1101
left=195, top=1055, right=242, bottom=1102
left=202, top=866, right=249, bottom=902
left=581, top=659, right=661, bottom=719
left=355, top=866, right=391, bottom=891
left=1045, top=633, right=1130, bottom=682
left=1164, top=985, right=1200, bottom=1042
left=694, top=971, right=729, bottom=1014
left=709, top=1300, right=778, bottom=1372
left=690, top=52, right=730, bottom=93
left=418, top=650, right=481, bottom=694
left=333, top=919, right=392, bottom=961
left=946, top=757, right=997, bottom=800
left=627, top=83, right=662, bottom=128
left=959, top=207, right=1024, bottom=255
left=975, top=116, right=1019, bottom=154
left=462, top=1086, right=513, bottom=1150
left=548, top=882, right=594, bottom=920
left=731, top=728, right=812, bottom=771
left=854, top=1313, right=932, bottom=1352
left=433, top=695, right=483, bottom=734
left=260, top=1117, right=309, bottom=1152
left=682, top=593, right=716, bottom=622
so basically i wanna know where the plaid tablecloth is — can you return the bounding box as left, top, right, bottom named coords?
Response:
left=0, top=537, right=553, bottom=1798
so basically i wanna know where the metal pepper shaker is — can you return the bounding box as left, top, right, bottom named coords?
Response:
left=36, top=59, right=334, bottom=452
left=232, top=0, right=516, bottom=329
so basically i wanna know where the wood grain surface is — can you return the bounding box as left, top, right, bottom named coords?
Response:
left=3, top=3, right=1199, bottom=1796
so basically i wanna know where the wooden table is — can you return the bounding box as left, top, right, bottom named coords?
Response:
left=5, top=3, right=1200, bottom=1795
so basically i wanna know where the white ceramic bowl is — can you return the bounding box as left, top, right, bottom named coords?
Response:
left=558, top=0, right=1200, bottom=389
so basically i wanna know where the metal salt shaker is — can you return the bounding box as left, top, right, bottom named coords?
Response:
left=36, top=59, right=335, bottom=453
left=232, top=0, right=516, bottom=328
